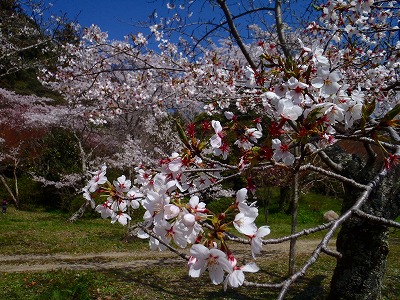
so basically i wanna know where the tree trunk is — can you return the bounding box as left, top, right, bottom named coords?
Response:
left=288, top=171, right=299, bottom=275
left=327, top=147, right=400, bottom=300
left=67, top=200, right=90, bottom=223
left=13, top=165, right=19, bottom=200
left=0, top=174, right=19, bottom=208
left=279, top=185, right=291, bottom=213
left=328, top=218, right=389, bottom=300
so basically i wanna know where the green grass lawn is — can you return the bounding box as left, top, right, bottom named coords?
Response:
left=0, top=197, right=399, bottom=300
left=0, top=208, right=148, bottom=255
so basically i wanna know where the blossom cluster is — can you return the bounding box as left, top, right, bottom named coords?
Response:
left=83, top=158, right=271, bottom=288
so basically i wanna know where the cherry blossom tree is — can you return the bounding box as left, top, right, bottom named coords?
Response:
left=0, top=1, right=178, bottom=212
left=0, top=87, right=108, bottom=210
left=0, top=88, right=54, bottom=208
left=42, top=0, right=399, bottom=299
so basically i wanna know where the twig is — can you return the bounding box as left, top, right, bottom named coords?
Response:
left=336, top=135, right=398, bottom=151
left=243, top=280, right=283, bottom=289
left=137, top=224, right=190, bottom=261
left=321, top=246, right=342, bottom=259
left=224, top=221, right=335, bottom=245
left=300, top=164, right=367, bottom=190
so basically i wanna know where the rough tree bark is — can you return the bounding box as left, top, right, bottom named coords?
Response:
left=327, top=146, right=400, bottom=300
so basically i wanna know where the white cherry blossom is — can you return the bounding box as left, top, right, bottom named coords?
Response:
left=168, top=152, right=183, bottom=172
left=95, top=199, right=115, bottom=219
left=210, top=120, right=223, bottom=149
left=272, top=139, right=295, bottom=166
left=245, top=124, right=263, bottom=143
left=233, top=212, right=258, bottom=235
left=87, top=165, right=107, bottom=193
left=250, top=226, right=271, bottom=258
left=188, top=244, right=233, bottom=284
left=111, top=212, right=131, bottom=226
left=312, top=69, right=342, bottom=96
left=127, top=187, right=143, bottom=209
left=277, top=99, right=303, bottom=121
left=113, top=175, right=131, bottom=193
left=286, top=77, right=309, bottom=104
left=224, top=262, right=260, bottom=290
left=163, top=204, right=181, bottom=220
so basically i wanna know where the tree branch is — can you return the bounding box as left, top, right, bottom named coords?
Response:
left=317, top=150, right=344, bottom=173
left=137, top=224, right=190, bottom=261
left=217, top=0, right=257, bottom=70
left=336, top=135, right=398, bottom=151
left=364, top=142, right=377, bottom=162
left=224, top=221, right=335, bottom=245
left=0, top=39, right=51, bottom=60
left=322, top=246, right=342, bottom=259
left=353, top=209, right=400, bottom=229
left=193, top=7, right=275, bottom=51
left=275, top=0, right=291, bottom=59
left=0, top=174, right=19, bottom=208
left=300, top=164, right=367, bottom=190
left=383, top=127, right=400, bottom=143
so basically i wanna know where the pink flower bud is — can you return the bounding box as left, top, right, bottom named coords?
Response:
left=183, top=213, right=196, bottom=227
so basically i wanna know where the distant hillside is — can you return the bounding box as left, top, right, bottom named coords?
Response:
left=0, top=0, right=74, bottom=100
left=0, top=69, right=63, bottom=100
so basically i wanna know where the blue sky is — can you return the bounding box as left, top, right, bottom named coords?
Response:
left=47, top=0, right=313, bottom=42
left=49, top=0, right=170, bottom=40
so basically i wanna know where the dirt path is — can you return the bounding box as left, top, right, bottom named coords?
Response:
left=0, top=251, right=180, bottom=273
left=0, top=239, right=333, bottom=273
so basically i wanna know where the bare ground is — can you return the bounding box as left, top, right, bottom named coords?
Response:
left=0, top=239, right=332, bottom=273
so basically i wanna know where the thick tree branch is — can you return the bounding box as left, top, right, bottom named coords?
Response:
left=382, top=80, right=400, bottom=91
left=0, top=174, right=19, bottom=208
left=193, top=7, right=275, bottom=51
left=217, top=0, right=257, bottom=70
left=336, top=135, right=398, bottom=151
left=383, top=127, right=400, bottom=142
left=67, top=200, right=91, bottom=223
left=275, top=0, right=291, bottom=59
left=364, top=142, right=377, bottom=162
left=317, top=150, right=344, bottom=173
left=353, top=209, right=400, bottom=229
left=0, top=39, right=52, bottom=60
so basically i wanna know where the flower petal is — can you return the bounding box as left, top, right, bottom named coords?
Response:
left=241, top=262, right=260, bottom=273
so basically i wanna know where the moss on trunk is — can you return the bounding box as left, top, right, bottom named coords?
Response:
left=326, top=145, right=400, bottom=300
left=328, top=219, right=389, bottom=300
